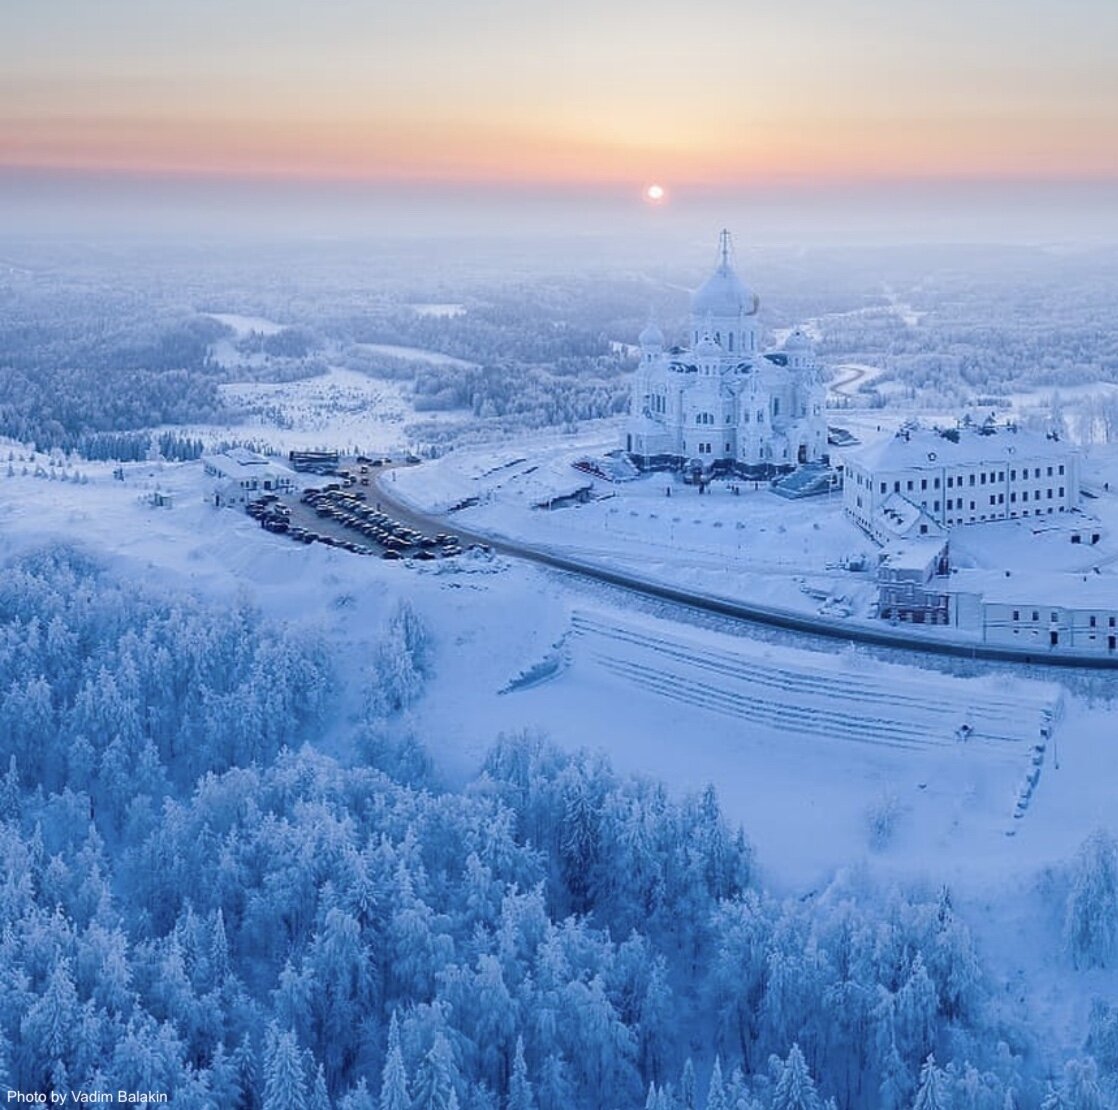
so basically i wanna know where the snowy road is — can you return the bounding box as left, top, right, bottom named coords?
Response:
left=376, top=473, right=1118, bottom=670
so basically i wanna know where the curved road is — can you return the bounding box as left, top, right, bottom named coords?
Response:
left=375, top=473, right=1118, bottom=672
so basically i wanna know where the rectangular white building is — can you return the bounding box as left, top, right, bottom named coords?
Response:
left=951, top=569, right=1118, bottom=654
left=202, top=448, right=294, bottom=506
left=843, top=422, right=1079, bottom=537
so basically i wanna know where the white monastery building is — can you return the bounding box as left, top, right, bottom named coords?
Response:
left=843, top=420, right=1081, bottom=544
left=624, top=231, right=827, bottom=476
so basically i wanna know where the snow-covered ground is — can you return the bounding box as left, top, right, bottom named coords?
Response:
left=5, top=442, right=1118, bottom=1051
left=391, top=432, right=886, bottom=622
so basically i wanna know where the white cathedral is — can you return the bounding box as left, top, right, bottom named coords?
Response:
left=624, top=231, right=827, bottom=476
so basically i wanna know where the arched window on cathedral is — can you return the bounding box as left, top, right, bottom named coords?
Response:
left=772, top=397, right=780, bottom=417
left=728, top=333, right=734, bottom=352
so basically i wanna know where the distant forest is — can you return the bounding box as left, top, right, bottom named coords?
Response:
left=3, top=240, right=1118, bottom=460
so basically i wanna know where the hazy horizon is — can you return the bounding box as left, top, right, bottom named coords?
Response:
left=3, top=169, right=1117, bottom=256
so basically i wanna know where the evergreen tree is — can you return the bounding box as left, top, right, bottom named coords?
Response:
left=310, top=1064, right=332, bottom=1110
left=706, top=1055, right=727, bottom=1110
left=378, top=1012, right=409, bottom=1110
left=262, top=1025, right=308, bottom=1110
left=771, top=1044, right=821, bottom=1110
left=234, top=1034, right=260, bottom=1110
left=412, top=1033, right=458, bottom=1110
left=680, top=1058, right=696, bottom=1110
left=508, top=1036, right=535, bottom=1110
left=1064, top=830, right=1118, bottom=969
left=913, top=1055, right=949, bottom=1110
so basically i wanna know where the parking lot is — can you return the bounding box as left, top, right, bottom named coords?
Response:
left=244, top=458, right=477, bottom=563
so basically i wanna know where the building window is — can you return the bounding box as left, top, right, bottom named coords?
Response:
left=1090, top=615, right=1097, bottom=628
left=1059, top=464, right=1065, bottom=475
left=1032, top=611, right=1039, bottom=621
left=921, top=479, right=928, bottom=491
left=1010, top=469, right=1016, bottom=480
left=1013, top=610, right=1019, bottom=621
left=1051, top=612, right=1058, bottom=622
left=980, top=473, right=987, bottom=485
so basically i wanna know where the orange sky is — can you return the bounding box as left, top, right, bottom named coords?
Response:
left=3, top=0, right=1117, bottom=189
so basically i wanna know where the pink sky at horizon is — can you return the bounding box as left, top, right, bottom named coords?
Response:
left=3, top=0, right=1117, bottom=196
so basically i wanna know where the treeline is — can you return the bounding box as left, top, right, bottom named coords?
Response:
left=412, top=362, right=628, bottom=425
left=0, top=364, right=226, bottom=453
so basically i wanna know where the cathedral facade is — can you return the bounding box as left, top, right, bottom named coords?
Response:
left=624, top=231, right=827, bottom=477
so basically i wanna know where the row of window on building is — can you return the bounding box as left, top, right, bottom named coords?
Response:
left=850, top=464, right=1067, bottom=496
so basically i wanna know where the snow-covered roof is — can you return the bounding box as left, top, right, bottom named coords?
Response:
left=847, top=424, right=1073, bottom=473
left=873, top=492, right=944, bottom=541
left=202, top=450, right=293, bottom=480
left=953, top=568, right=1118, bottom=609
left=880, top=537, right=947, bottom=573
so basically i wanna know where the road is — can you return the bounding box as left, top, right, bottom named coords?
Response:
left=374, top=473, right=1118, bottom=671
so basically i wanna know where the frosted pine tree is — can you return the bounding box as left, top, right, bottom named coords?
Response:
left=263, top=1025, right=308, bottom=1110
left=411, top=1032, right=458, bottom=1110
left=770, top=1044, right=821, bottom=1110
left=535, top=1053, right=573, bottom=1110
left=310, top=1064, right=332, bottom=1110
left=20, top=959, right=78, bottom=1082
left=679, top=1058, right=696, bottom=1110
left=705, top=1055, right=727, bottom=1110
left=912, top=1055, right=948, bottom=1110
left=1064, top=830, right=1118, bottom=969
left=508, top=1036, right=535, bottom=1110
left=379, top=1013, right=409, bottom=1110
left=235, top=1033, right=260, bottom=1110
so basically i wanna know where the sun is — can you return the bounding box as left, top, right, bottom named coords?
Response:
left=644, top=183, right=667, bottom=205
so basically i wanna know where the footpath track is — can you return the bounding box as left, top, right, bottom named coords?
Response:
left=374, top=474, right=1118, bottom=672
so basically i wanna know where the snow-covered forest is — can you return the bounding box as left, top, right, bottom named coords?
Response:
left=2, top=547, right=1117, bottom=1109
left=4, top=238, right=1117, bottom=460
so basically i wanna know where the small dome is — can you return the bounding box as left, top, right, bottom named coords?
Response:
left=783, top=328, right=812, bottom=351
left=638, top=320, right=664, bottom=348
left=695, top=333, right=722, bottom=356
